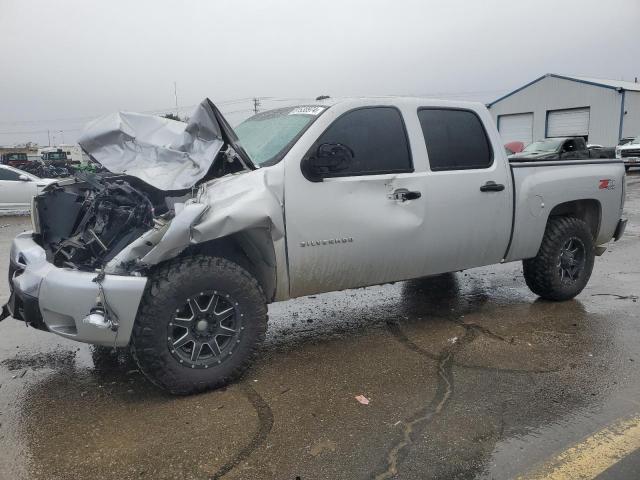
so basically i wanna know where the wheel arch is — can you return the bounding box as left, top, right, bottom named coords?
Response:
left=548, top=198, right=602, bottom=240
left=151, top=228, right=278, bottom=302
left=185, top=228, right=278, bottom=303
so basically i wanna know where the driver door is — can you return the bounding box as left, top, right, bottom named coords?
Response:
left=284, top=106, right=430, bottom=297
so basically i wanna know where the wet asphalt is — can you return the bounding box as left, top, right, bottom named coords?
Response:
left=0, top=175, right=639, bottom=480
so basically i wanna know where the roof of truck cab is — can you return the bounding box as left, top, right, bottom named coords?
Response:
left=303, top=96, right=487, bottom=110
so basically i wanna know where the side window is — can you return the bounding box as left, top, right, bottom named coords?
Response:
left=0, top=169, right=22, bottom=181
left=315, top=107, right=412, bottom=176
left=418, top=109, right=493, bottom=171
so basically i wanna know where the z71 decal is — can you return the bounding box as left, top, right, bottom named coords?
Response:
left=599, top=179, right=616, bottom=190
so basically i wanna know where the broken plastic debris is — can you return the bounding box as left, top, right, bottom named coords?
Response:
left=355, top=395, right=370, bottom=405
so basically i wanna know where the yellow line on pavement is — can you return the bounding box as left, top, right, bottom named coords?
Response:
left=518, top=415, right=640, bottom=480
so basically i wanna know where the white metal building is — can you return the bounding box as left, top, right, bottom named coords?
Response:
left=488, top=74, right=640, bottom=146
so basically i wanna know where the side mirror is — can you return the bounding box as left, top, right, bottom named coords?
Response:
left=18, top=174, right=30, bottom=182
left=301, top=143, right=354, bottom=182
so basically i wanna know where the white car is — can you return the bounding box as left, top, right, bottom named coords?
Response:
left=0, top=165, right=56, bottom=212
left=615, top=135, right=640, bottom=171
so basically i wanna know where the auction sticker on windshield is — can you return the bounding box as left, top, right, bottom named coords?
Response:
left=289, top=106, right=326, bottom=116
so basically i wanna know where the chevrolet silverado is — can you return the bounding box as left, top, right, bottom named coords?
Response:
left=2, top=97, right=627, bottom=394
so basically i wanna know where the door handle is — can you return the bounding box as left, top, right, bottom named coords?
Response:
left=392, top=188, right=422, bottom=202
left=480, top=181, right=505, bottom=192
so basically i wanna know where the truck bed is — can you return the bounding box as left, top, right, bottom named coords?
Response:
left=504, top=158, right=625, bottom=262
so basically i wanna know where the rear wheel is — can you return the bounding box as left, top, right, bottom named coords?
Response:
left=523, top=217, right=595, bottom=301
left=131, top=255, right=267, bottom=395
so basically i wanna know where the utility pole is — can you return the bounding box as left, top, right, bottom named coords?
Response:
left=47, top=129, right=51, bottom=147
left=174, top=81, right=179, bottom=119
left=253, top=97, right=261, bottom=114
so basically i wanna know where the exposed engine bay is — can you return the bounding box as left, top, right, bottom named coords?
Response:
left=35, top=174, right=164, bottom=270
left=31, top=98, right=254, bottom=272
left=34, top=152, right=246, bottom=271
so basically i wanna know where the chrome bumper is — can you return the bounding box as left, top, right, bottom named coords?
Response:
left=6, top=232, right=147, bottom=347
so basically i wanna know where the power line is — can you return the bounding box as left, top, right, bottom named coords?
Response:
left=0, top=97, right=286, bottom=126
left=221, top=108, right=255, bottom=115
left=2, top=92, right=510, bottom=139
left=0, top=115, right=99, bottom=126
left=0, top=128, right=82, bottom=135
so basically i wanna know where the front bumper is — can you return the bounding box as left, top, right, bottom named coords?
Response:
left=4, top=232, right=147, bottom=347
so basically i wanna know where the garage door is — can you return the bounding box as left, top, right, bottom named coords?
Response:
left=498, top=113, right=533, bottom=144
left=546, top=108, right=590, bottom=138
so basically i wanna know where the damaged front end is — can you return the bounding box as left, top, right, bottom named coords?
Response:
left=34, top=96, right=254, bottom=273
left=36, top=175, right=157, bottom=270
left=33, top=172, right=213, bottom=273
left=3, top=98, right=258, bottom=346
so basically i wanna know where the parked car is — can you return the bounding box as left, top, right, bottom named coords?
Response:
left=587, top=143, right=616, bottom=159
left=615, top=135, right=640, bottom=171
left=2, top=97, right=627, bottom=394
left=505, top=141, right=524, bottom=155
left=619, top=137, right=636, bottom=146
left=40, top=148, right=72, bottom=167
left=510, top=137, right=611, bottom=161
left=1, top=152, right=30, bottom=168
left=0, top=165, right=56, bottom=212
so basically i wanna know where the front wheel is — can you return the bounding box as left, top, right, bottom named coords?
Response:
left=131, top=255, right=267, bottom=395
left=523, top=217, right=595, bottom=301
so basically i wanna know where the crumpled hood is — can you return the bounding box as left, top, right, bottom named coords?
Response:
left=78, top=98, right=253, bottom=191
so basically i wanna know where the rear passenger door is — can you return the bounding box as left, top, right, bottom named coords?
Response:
left=416, top=108, right=512, bottom=274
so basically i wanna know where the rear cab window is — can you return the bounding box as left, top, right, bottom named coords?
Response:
left=417, top=108, right=493, bottom=171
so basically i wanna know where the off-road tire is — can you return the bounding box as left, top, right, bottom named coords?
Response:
left=522, top=216, right=595, bottom=301
left=131, top=255, right=267, bottom=395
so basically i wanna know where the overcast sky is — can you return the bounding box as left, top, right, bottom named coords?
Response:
left=0, top=0, right=638, bottom=146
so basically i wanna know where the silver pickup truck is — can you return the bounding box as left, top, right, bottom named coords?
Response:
left=3, top=97, right=627, bottom=394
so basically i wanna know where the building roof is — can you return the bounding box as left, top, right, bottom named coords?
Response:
left=488, top=73, right=640, bottom=107
left=558, top=74, right=640, bottom=92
